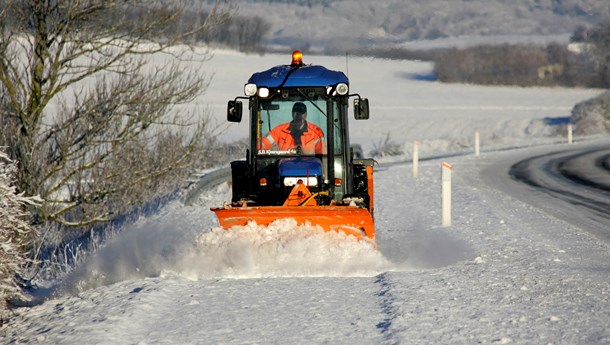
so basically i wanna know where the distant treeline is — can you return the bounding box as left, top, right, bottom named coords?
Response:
left=432, top=22, right=610, bottom=88
left=231, top=0, right=335, bottom=5
left=120, top=5, right=271, bottom=53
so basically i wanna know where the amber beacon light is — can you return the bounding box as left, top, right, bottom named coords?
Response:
left=291, top=50, right=303, bottom=66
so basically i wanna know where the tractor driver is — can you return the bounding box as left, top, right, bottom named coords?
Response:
left=258, top=102, right=326, bottom=154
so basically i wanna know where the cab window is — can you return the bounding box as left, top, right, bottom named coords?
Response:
left=256, top=99, right=327, bottom=156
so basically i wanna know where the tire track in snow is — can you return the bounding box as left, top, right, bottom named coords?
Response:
left=508, top=144, right=610, bottom=242
left=374, top=272, right=400, bottom=345
left=557, top=150, right=610, bottom=192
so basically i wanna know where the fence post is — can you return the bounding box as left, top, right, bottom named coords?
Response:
left=412, top=141, right=419, bottom=178
left=475, top=131, right=480, bottom=156
left=442, top=162, right=452, bottom=227
left=567, top=124, right=573, bottom=144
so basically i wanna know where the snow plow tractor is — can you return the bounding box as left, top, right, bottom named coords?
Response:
left=211, top=51, right=375, bottom=245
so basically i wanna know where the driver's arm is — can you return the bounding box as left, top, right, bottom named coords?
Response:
left=258, top=126, right=282, bottom=150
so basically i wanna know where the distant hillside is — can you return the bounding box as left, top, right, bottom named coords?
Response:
left=207, top=0, right=610, bottom=53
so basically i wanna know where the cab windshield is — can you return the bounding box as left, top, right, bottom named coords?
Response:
left=256, top=97, right=332, bottom=156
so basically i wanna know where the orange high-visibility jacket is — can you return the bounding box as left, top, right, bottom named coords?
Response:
left=259, top=122, right=326, bottom=154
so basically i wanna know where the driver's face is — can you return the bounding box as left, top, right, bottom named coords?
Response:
left=292, top=111, right=306, bottom=125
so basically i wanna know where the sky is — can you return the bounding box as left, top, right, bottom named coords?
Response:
left=2, top=49, right=609, bottom=344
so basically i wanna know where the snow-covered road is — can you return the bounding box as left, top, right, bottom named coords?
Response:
left=3, top=51, right=609, bottom=344
left=4, top=138, right=610, bottom=344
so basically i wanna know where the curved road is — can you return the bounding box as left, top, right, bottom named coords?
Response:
left=483, top=138, right=610, bottom=243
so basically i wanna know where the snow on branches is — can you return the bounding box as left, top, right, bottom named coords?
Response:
left=0, top=148, right=41, bottom=314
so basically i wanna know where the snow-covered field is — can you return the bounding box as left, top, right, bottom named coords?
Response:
left=3, top=50, right=609, bottom=344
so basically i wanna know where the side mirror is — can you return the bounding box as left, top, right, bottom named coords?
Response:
left=227, top=100, right=243, bottom=123
left=353, top=98, right=369, bottom=120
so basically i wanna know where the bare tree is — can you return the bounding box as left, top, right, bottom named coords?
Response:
left=0, top=0, right=231, bottom=228
left=235, top=16, right=270, bottom=53
left=213, top=14, right=270, bottom=53
left=586, top=20, right=610, bottom=88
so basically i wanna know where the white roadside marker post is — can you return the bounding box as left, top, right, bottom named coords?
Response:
left=475, top=131, right=480, bottom=157
left=413, top=141, right=419, bottom=178
left=567, top=124, right=573, bottom=144
left=442, top=162, right=452, bottom=227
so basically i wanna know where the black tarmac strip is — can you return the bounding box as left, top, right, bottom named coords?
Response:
left=508, top=142, right=610, bottom=242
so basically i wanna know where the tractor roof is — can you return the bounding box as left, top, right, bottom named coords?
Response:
left=248, top=64, right=349, bottom=88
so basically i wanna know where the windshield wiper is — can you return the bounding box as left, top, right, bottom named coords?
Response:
left=296, top=88, right=327, bottom=118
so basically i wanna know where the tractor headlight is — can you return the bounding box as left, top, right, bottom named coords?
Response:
left=258, top=87, right=270, bottom=98
left=283, top=177, right=318, bottom=187
left=326, top=83, right=349, bottom=96
left=336, top=83, right=349, bottom=95
left=244, top=83, right=257, bottom=96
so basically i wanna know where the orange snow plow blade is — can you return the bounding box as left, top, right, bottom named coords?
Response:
left=211, top=205, right=375, bottom=243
